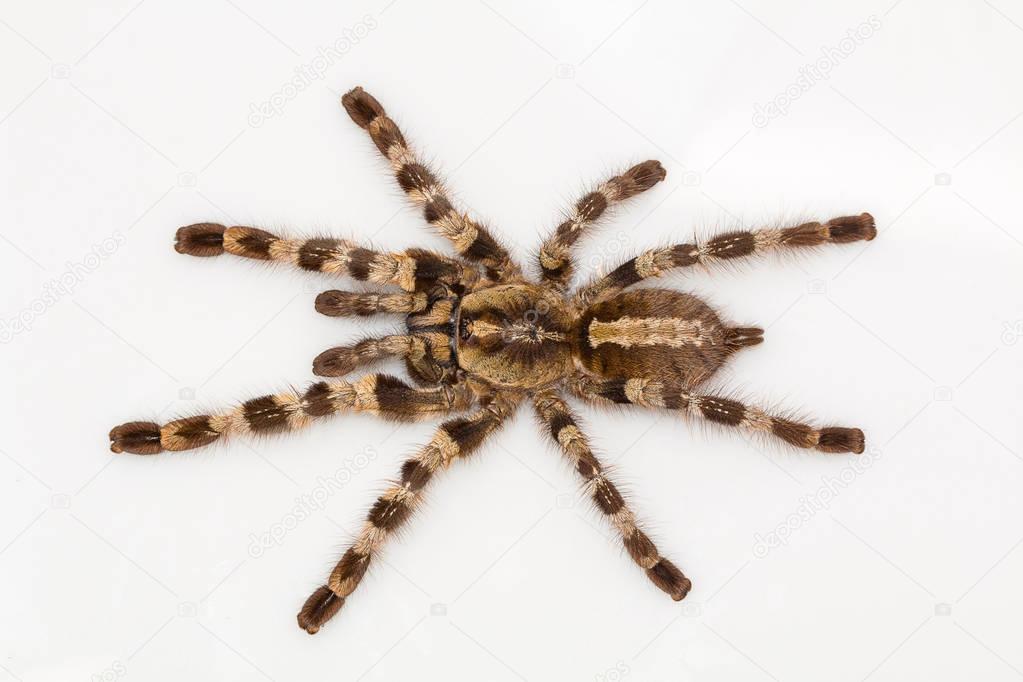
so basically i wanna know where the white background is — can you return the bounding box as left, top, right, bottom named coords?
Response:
left=2, top=0, right=1022, bottom=680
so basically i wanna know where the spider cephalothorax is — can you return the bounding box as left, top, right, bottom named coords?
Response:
left=109, top=86, right=875, bottom=635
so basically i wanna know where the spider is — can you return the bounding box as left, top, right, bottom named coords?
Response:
left=109, top=86, right=875, bottom=635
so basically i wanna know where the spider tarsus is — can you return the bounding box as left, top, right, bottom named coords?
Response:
left=816, top=427, right=865, bottom=454
left=341, top=86, right=384, bottom=129
left=297, top=585, right=344, bottom=635
left=828, top=213, right=876, bottom=243
left=312, top=347, right=358, bottom=377
left=673, top=577, right=693, bottom=602
left=175, top=223, right=226, bottom=257
left=624, top=159, right=667, bottom=193
left=315, top=290, right=362, bottom=317
left=109, top=421, right=163, bottom=455
left=646, top=558, right=692, bottom=601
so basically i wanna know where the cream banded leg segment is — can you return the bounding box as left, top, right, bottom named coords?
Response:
left=532, top=389, right=691, bottom=600
left=575, top=213, right=876, bottom=306
left=297, top=393, right=519, bottom=634
left=175, top=223, right=466, bottom=291
left=538, top=160, right=666, bottom=290
left=108, top=375, right=472, bottom=455
left=571, top=374, right=865, bottom=454
left=340, top=86, right=522, bottom=283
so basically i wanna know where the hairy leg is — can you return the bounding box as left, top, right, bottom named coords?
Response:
left=572, top=374, right=865, bottom=454
left=341, top=86, right=521, bottom=282
left=175, top=223, right=469, bottom=291
left=312, top=333, right=450, bottom=379
left=538, top=160, right=666, bottom=289
left=532, top=389, right=691, bottom=601
left=576, top=213, right=876, bottom=305
left=297, top=392, right=519, bottom=634
left=314, top=290, right=428, bottom=317
left=109, top=375, right=471, bottom=454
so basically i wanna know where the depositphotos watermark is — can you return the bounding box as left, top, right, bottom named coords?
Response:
left=752, top=446, right=882, bottom=558
left=247, top=446, right=378, bottom=557
left=1001, top=320, right=1023, bottom=345
left=89, top=659, right=126, bottom=682
left=585, top=229, right=632, bottom=273
left=594, top=661, right=630, bottom=682
left=247, top=15, right=378, bottom=127
left=752, top=16, right=882, bottom=128
left=1, top=231, right=127, bottom=343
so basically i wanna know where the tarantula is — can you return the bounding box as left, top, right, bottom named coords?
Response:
left=109, top=86, right=875, bottom=635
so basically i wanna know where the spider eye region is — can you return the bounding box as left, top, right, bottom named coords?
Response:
left=453, top=283, right=575, bottom=388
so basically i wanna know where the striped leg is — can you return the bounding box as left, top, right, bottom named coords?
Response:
left=532, top=390, right=691, bottom=601
left=538, top=160, right=666, bottom=290
left=315, top=290, right=428, bottom=317
left=572, top=375, right=865, bottom=454
left=297, top=393, right=519, bottom=634
left=312, top=334, right=450, bottom=378
left=175, top=223, right=468, bottom=292
left=341, top=87, right=521, bottom=282
left=108, top=375, right=471, bottom=455
left=575, top=213, right=876, bottom=305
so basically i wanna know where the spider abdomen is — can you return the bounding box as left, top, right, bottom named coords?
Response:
left=576, top=289, right=758, bottom=388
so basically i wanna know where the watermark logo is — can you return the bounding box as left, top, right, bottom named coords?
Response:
left=595, top=661, right=630, bottom=682
left=752, top=446, right=882, bottom=558
left=247, top=446, right=378, bottom=557
left=752, top=16, right=882, bottom=128
left=248, top=15, right=378, bottom=127
left=585, top=230, right=632, bottom=273
left=1001, top=320, right=1023, bottom=345
left=0, top=231, right=127, bottom=344
left=89, top=660, right=126, bottom=682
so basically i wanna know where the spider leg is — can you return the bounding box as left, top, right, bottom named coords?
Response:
left=312, top=333, right=450, bottom=380
left=538, top=161, right=666, bottom=290
left=108, top=375, right=471, bottom=455
left=575, top=213, right=876, bottom=305
left=175, top=223, right=472, bottom=291
left=572, top=374, right=865, bottom=454
left=314, top=290, right=428, bottom=317
left=532, top=389, right=691, bottom=601
left=340, top=86, right=522, bottom=283
left=298, top=391, right=520, bottom=634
